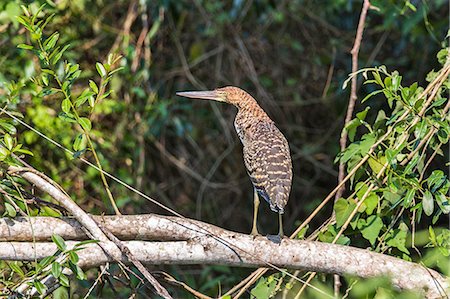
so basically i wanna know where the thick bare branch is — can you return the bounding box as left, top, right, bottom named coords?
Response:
left=7, top=166, right=172, bottom=299
left=0, top=215, right=448, bottom=298
left=0, top=215, right=223, bottom=241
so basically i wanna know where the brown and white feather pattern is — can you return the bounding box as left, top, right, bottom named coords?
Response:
left=232, top=90, right=292, bottom=213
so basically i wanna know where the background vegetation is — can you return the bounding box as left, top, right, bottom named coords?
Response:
left=0, top=0, right=449, bottom=298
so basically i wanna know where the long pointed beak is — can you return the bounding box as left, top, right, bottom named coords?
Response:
left=176, top=90, right=225, bottom=102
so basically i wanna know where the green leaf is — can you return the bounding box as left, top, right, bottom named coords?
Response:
left=58, top=273, right=70, bottom=287
left=361, top=89, right=383, bottom=103
left=436, top=193, right=450, bottom=214
left=9, top=262, right=24, bottom=277
left=38, top=256, right=54, bottom=270
left=334, top=198, right=356, bottom=228
left=51, top=262, right=62, bottom=278
left=372, top=71, right=384, bottom=87
left=356, top=182, right=369, bottom=199
left=58, top=112, right=77, bottom=123
left=51, top=44, right=70, bottom=65
left=427, top=170, right=446, bottom=192
left=89, top=80, right=99, bottom=94
left=0, top=121, right=17, bottom=134
left=344, top=118, right=361, bottom=142
left=296, top=224, right=308, bottom=239
left=51, top=234, right=66, bottom=251
left=16, top=16, right=33, bottom=31
left=43, top=32, right=59, bottom=50
left=74, top=264, right=86, bottom=280
left=437, top=128, right=449, bottom=144
left=423, top=190, right=434, bottom=216
left=0, top=147, right=9, bottom=160
left=61, top=99, right=71, bottom=114
left=318, top=225, right=350, bottom=245
left=78, top=117, right=92, bottom=132
left=74, top=239, right=100, bottom=248
left=360, top=215, right=383, bottom=245
left=42, top=206, right=61, bottom=217
left=4, top=202, right=17, bottom=217
left=108, top=66, right=123, bottom=76
left=52, top=286, right=69, bottom=299
left=41, top=68, right=55, bottom=75
left=33, top=280, right=47, bottom=295
left=339, top=143, right=360, bottom=164
left=386, top=229, right=409, bottom=254
left=88, top=95, right=95, bottom=107
left=73, top=133, right=87, bottom=151
left=96, top=62, right=107, bottom=77
left=429, top=226, right=437, bottom=246
left=403, top=189, right=415, bottom=208
left=14, top=148, right=34, bottom=156
left=69, top=251, right=79, bottom=264
left=74, top=89, right=95, bottom=107
left=364, top=193, right=379, bottom=215
left=356, top=107, right=370, bottom=121
left=251, top=277, right=277, bottom=299
left=17, top=43, right=33, bottom=50
left=4, top=133, right=13, bottom=150
left=368, top=156, right=387, bottom=175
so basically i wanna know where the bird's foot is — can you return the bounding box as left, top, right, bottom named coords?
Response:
left=266, top=234, right=283, bottom=244
left=250, top=229, right=262, bottom=238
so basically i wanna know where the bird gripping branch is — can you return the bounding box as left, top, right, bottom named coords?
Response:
left=177, top=86, right=292, bottom=242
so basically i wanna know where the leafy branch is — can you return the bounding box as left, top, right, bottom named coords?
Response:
left=16, top=5, right=123, bottom=214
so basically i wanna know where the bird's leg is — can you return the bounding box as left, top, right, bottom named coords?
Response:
left=267, top=212, right=284, bottom=244
left=278, top=212, right=284, bottom=239
left=250, top=189, right=260, bottom=236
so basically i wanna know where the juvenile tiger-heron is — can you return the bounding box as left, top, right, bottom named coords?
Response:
left=177, top=86, right=292, bottom=242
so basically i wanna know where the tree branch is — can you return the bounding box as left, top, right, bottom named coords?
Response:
left=7, top=166, right=172, bottom=299
left=0, top=215, right=448, bottom=298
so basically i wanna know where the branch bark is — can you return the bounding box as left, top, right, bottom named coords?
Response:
left=0, top=215, right=448, bottom=298
left=7, top=166, right=172, bottom=299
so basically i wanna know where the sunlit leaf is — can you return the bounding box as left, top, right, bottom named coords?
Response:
left=4, top=202, right=17, bottom=217
left=96, top=62, right=107, bottom=77
left=78, top=117, right=92, bottom=132
left=360, top=215, right=383, bottom=245
left=423, top=190, right=434, bottom=216
left=51, top=234, right=66, bottom=251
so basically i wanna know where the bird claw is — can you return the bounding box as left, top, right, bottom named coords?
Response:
left=266, top=234, right=283, bottom=244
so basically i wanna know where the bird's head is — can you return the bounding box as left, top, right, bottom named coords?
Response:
left=176, top=86, right=250, bottom=108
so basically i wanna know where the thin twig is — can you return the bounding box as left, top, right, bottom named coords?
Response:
left=333, top=2, right=372, bottom=295
left=336, top=0, right=373, bottom=200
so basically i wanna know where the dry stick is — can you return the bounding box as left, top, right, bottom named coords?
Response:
left=296, top=161, right=387, bottom=297
left=230, top=63, right=450, bottom=298
left=7, top=166, right=173, bottom=299
left=333, top=1, right=372, bottom=294
left=162, top=273, right=213, bottom=299
left=96, top=221, right=171, bottom=298
left=336, top=0, right=373, bottom=200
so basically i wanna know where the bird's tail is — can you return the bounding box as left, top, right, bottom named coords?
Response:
left=270, top=186, right=286, bottom=214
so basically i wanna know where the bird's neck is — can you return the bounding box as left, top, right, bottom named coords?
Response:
left=236, top=95, right=271, bottom=121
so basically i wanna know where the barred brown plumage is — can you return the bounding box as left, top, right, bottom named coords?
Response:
left=176, top=86, right=292, bottom=242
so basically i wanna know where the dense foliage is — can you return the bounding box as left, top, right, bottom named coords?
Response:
left=0, top=0, right=448, bottom=298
